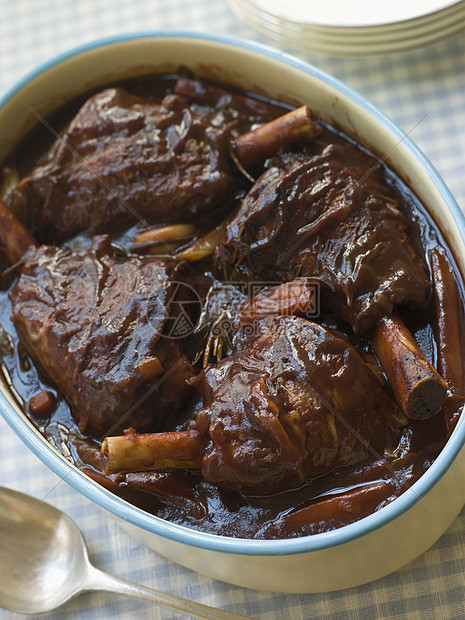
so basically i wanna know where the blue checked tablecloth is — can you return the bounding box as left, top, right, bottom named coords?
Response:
left=0, top=2, right=464, bottom=619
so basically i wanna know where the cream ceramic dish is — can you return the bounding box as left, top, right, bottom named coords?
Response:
left=0, top=33, right=464, bottom=594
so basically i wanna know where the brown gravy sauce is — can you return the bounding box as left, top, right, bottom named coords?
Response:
left=0, top=74, right=463, bottom=539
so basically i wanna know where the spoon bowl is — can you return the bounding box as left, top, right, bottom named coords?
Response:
left=0, top=486, right=87, bottom=613
left=0, top=486, right=250, bottom=618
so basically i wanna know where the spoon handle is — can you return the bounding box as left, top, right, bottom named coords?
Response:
left=85, top=564, right=254, bottom=619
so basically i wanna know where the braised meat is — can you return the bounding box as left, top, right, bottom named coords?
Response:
left=8, top=87, right=236, bottom=242
left=1, top=73, right=460, bottom=539
left=9, top=235, right=195, bottom=436
left=103, top=315, right=406, bottom=495
left=190, top=315, right=406, bottom=494
left=216, top=140, right=431, bottom=334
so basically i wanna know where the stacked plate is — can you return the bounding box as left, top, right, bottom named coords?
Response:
left=227, top=0, right=465, bottom=56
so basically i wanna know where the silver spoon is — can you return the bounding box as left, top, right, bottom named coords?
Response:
left=0, top=486, right=253, bottom=619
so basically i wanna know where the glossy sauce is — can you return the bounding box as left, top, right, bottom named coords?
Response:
left=0, top=75, right=463, bottom=539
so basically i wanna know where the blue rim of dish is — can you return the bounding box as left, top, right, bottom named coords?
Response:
left=1, top=31, right=465, bottom=557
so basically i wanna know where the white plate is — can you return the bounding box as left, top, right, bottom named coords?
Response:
left=246, top=0, right=465, bottom=35
left=257, top=7, right=465, bottom=45
left=228, top=0, right=465, bottom=55
left=245, top=0, right=463, bottom=28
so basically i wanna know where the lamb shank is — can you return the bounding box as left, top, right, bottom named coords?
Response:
left=215, top=139, right=431, bottom=336
left=5, top=80, right=318, bottom=244
left=102, top=314, right=407, bottom=495
left=9, top=234, right=195, bottom=436
left=5, top=86, right=237, bottom=242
